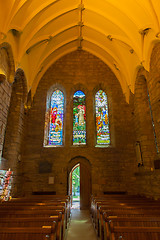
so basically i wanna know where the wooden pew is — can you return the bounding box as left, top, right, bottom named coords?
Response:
left=94, top=203, right=160, bottom=235
left=9, top=195, right=70, bottom=203
left=97, top=206, right=159, bottom=237
left=91, top=194, right=160, bottom=240
left=104, top=216, right=160, bottom=240
left=91, top=197, right=160, bottom=224
left=100, top=209, right=160, bottom=240
left=4, top=196, right=71, bottom=226
left=0, top=210, right=64, bottom=240
left=0, top=195, right=71, bottom=240
left=0, top=216, right=61, bottom=240
left=0, top=203, right=69, bottom=228
left=110, top=224, right=160, bottom=240
left=0, top=225, right=57, bottom=240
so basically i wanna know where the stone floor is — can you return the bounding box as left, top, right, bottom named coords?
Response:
left=65, top=208, right=98, bottom=240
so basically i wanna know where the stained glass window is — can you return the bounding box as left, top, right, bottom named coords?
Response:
left=73, top=91, right=86, bottom=145
left=95, top=90, right=110, bottom=145
left=44, top=89, right=64, bottom=146
left=0, top=169, right=12, bottom=201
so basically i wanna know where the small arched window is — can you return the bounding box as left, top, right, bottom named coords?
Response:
left=44, top=89, right=64, bottom=146
left=95, top=90, right=110, bottom=145
left=73, top=90, right=86, bottom=145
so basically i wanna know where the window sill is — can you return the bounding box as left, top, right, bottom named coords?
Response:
left=43, top=145, right=64, bottom=148
left=95, top=144, right=111, bottom=148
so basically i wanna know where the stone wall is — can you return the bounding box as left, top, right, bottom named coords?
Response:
left=129, top=43, right=160, bottom=199
left=22, top=50, right=136, bottom=196
left=148, top=42, right=160, bottom=151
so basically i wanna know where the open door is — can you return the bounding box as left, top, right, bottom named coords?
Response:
left=80, top=163, right=91, bottom=209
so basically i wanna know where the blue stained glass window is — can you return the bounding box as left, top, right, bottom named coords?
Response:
left=48, top=90, right=64, bottom=146
left=73, top=90, right=86, bottom=145
left=95, top=90, right=110, bottom=145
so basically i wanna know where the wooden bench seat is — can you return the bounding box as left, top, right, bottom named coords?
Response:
left=0, top=210, right=65, bottom=240
left=0, top=204, right=68, bottom=221
left=110, top=225, right=160, bottom=240
left=104, top=216, right=160, bottom=240
left=0, top=216, right=61, bottom=240
left=0, top=205, right=66, bottom=211
left=0, top=195, right=71, bottom=240
left=10, top=195, right=70, bottom=203
left=91, top=194, right=160, bottom=240
left=100, top=209, right=160, bottom=240
left=98, top=206, right=160, bottom=238
left=3, top=197, right=71, bottom=225
left=0, top=226, right=57, bottom=240
left=94, top=203, right=160, bottom=232
left=91, top=196, right=160, bottom=227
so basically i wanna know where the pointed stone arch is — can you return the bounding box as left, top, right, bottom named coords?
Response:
left=134, top=67, right=157, bottom=168
left=0, top=42, right=15, bottom=84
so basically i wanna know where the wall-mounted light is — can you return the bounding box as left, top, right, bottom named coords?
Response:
left=107, top=35, right=113, bottom=41
left=0, top=32, right=6, bottom=40
left=78, top=21, right=84, bottom=27
left=78, top=3, right=85, bottom=11
left=156, top=32, right=160, bottom=38
left=130, top=49, right=134, bottom=54
left=114, top=63, right=119, bottom=71
left=139, top=28, right=151, bottom=36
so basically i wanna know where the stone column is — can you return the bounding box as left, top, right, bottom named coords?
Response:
left=3, top=69, right=27, bottom=196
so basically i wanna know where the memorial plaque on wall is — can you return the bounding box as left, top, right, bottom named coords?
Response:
left=38, top=161, right=52, bottom=173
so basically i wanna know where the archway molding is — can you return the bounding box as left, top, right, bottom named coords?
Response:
left=68, top=155, right=91, bottom=174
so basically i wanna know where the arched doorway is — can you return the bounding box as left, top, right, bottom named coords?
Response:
left=68, top=156, right=91, bottom=210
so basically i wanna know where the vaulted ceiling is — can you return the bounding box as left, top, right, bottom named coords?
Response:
left=0, top=0, right=160, bottom=100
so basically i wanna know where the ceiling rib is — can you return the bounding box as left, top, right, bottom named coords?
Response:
left=148, top=0, right=160, bottom=31
left=13, top=0, right=59, bottom=30
left=78, top=0, right=85, bottom=50
left=25, top=25, right=79, bottom=54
